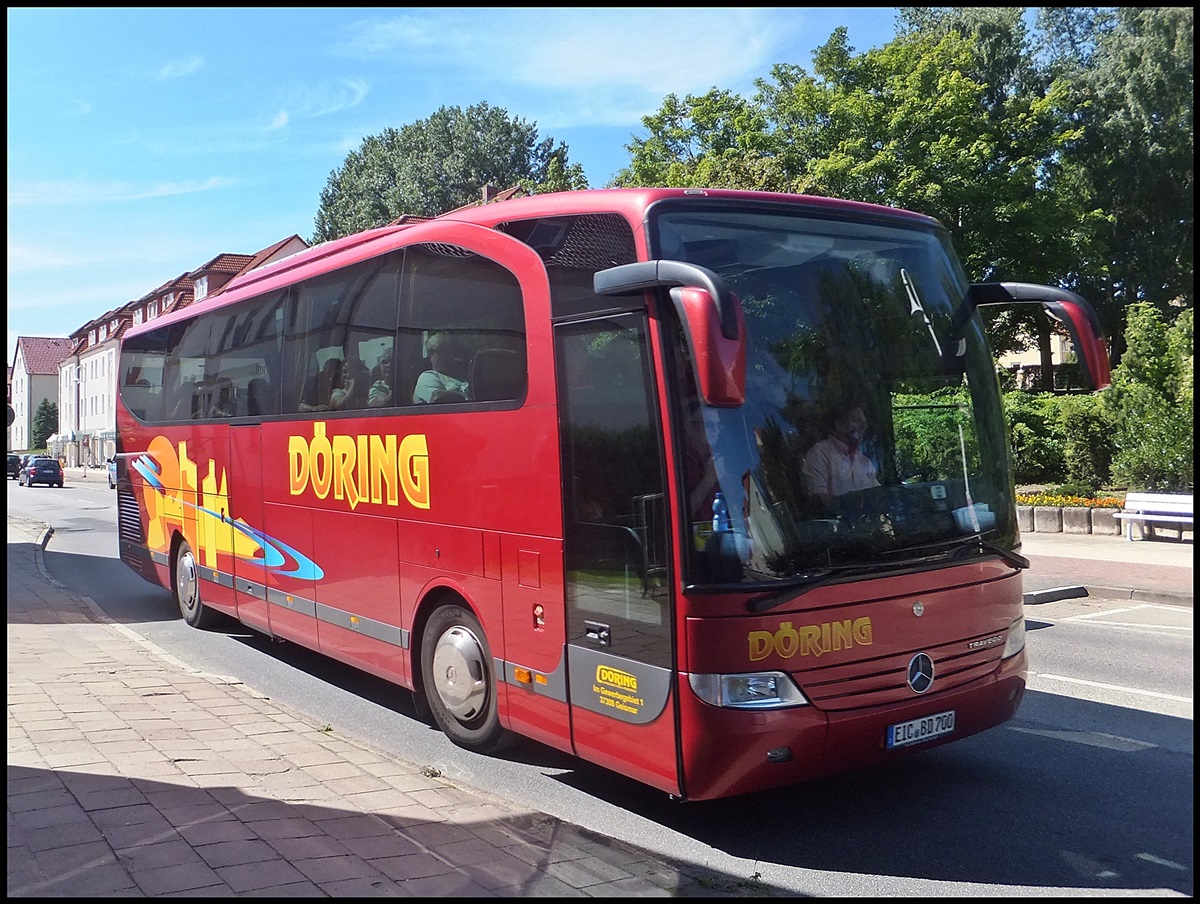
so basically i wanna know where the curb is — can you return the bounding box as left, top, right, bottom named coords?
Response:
left=1024, top=584, right=1193, bottom=607
left=1023, top=585, right=1088, bottom=605
left=1084, top=585, right=1194, bottom=607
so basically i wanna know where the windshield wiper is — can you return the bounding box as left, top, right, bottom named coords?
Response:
left=901, top=268, right=944, bottom=356
left=745, top=539, right=1028, bottom=614
left=746, top=564, right=889, bottom=614
left=946, top=536, right=1030, bottom=570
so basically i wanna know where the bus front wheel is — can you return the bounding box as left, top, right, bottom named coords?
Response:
left=173, top=539, right=221, bottom=629
left=420, top=604, right=510, bottom=754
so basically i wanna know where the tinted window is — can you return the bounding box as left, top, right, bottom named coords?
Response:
left=400, top=243, right=526, bottom=406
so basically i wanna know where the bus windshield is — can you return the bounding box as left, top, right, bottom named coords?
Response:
left=653, top=204, right=1014, bottom=586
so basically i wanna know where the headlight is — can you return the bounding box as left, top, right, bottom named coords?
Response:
left=688, top=671, right=809, bottom=709
left=1002, top=615, right=1026, bottom=659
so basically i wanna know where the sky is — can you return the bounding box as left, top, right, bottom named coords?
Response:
left=7, top=7, right=902, bottom=367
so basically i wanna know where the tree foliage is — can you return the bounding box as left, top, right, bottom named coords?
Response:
left=312, top=102, right=586, bottom=242
left=613, top=7, right=1192, bottom=369
left=31, top=399, right=57, bottom=451
left=1103, top=303, right=1193, bottom=490
left=1035, top=7, right=1194, bottom=353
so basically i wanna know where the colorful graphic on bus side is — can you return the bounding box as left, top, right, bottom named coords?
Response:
left=132, top=435, right=324, bottom=581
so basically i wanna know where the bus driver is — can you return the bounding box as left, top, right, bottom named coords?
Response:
left=802, top=401, right=880, bottom=505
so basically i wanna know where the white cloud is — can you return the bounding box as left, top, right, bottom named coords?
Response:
left=277, top=78, right=370, bottom=120
left=331, top=8, right=810, bottom=128
left=5, top=240, right=78, bottom=273
left=7, top=176, right=235, bottom=207
left=142, top=80, right=369, bottom=151
left=157, top=54, right=205, bottom=80
left=335, top=14, right=442, bottom=55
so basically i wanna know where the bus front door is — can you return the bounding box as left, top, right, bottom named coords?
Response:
left=556, top=315, right=681, bottom=796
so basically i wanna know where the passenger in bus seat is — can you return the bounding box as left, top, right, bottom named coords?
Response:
left=208, top=384, right=234, bottom=418
left=801, top=401, right=880, bottom=504
left=168, top=379, right=201, bottom=420
left=331, top=352, right=370, bottom=410
left=247, top=378, right=272, bottom=416
left=413, top=332, right=469, bottom=403
left=299, top=358, right=343, bottom=412
left=368, top=347, right=394, bottom=407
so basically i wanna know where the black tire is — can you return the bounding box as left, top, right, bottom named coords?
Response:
left=419, top=604, right=510, bottom=754
left=173, top=539, right=222, bottom=629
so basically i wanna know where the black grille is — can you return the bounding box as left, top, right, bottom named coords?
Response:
left=116, top=489, right=151, bottom=577
left=797, top=633, right=1006, bottom=712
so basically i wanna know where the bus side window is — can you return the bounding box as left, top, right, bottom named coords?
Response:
left=400, top=242, right=527, bottom=407
left=469, top=347, right=524, bottom=402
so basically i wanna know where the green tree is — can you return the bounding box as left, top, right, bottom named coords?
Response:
left=31, top=399, right=57, bottom=451
left=1035, top=7, right=1194, bottom=351
left=614, top=8, right=1192, bottom=379
left=1003, top=390, right=1067, bottom=485
left=1104, top=302, right=1193, bottom=490
left=312, top=102, right=586, bottom=241
left=611, top=89, right=779, bottom=189
left=1056, top=393, right=1112, bottom=491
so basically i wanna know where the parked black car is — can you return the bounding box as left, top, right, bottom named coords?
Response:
left=19, top=456, right=64, bottom=488
left=7, top=453, right=20, bottom=480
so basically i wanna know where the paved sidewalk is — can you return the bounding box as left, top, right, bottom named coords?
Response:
left=1020, top=529, right=1193, bottom=606
left=7, top=516, right=769, bottom=898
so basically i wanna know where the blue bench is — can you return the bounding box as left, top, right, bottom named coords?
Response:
left=1112, top=492, right=1193, bottom=541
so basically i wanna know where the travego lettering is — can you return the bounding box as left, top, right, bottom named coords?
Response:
left=289, top=423, right=429, bottom=510
left=747, top=617, right=873, bottom=662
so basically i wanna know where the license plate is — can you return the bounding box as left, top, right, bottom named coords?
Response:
left=886, top=709, right=956, bottom=749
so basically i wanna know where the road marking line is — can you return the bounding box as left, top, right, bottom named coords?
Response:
left=1136, top=853, right=1188, bottom=871
left=1031, top=672, right=1192, bottom=704
left=1009, top=726, right=1155, bottom=751
left=1056, top=619, right=1192, bottom=632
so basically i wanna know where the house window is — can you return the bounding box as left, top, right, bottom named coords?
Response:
left=194, top=276, right=209, bottom=301
left=149, top=301, right=159, bottom=318
left=134, top=310, right=144, bottom=325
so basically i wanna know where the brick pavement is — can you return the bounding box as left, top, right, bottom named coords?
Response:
left=7, top=515, right=775, bottom=897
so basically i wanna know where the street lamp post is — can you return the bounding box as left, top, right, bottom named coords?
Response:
left=74, top=364, right=85, bottom=475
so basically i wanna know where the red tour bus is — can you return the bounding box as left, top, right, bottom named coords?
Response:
left=115, top=188, right=1110, bottom=801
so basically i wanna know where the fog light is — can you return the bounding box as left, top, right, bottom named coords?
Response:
left=766, top=746, right=793, bottom=764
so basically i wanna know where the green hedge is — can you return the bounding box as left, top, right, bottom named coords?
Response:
left=999, top=303, right=1192, bottom=493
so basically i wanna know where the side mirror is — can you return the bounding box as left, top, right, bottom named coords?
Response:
left=594, top=260, right=746, bottom=407
left=958, top=282, right=1112, bottom=391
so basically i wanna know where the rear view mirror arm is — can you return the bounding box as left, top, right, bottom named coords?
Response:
left=595, top=260, right=740, bottom=340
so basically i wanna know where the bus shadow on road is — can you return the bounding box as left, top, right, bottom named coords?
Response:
left=546, top=690, right=1193, bottom=896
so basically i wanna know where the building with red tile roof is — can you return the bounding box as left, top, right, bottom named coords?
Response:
left=8, top=234, right=311, bottom=458
left=9, top=337, right=73, bottom=452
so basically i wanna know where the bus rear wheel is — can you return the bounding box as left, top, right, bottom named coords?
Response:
left=420, top=604, right=510, bottom=754
left=173, top=539, right=221, bottom=629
